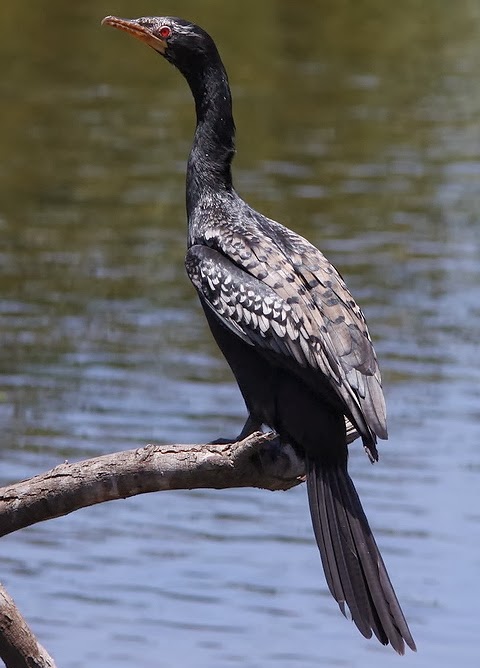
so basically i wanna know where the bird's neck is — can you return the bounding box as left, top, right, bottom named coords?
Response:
left=184, top=61, right=236, bottom=215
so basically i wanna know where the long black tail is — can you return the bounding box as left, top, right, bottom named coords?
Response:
left=306, top=457, right=416, bottom=654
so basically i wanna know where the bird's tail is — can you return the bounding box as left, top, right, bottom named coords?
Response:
left=306, top=457, right=416, bottom=654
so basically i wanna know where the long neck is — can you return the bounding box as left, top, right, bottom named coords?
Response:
left=183, top=58, right=236, bottom=215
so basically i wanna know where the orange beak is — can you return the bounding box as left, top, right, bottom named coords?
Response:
left=101, top=16, right=167, bottom=53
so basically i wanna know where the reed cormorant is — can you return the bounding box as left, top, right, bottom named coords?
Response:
left=102, top=15, right=416, bottom=653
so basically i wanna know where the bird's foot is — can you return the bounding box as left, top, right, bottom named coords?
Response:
left=209, top=437, right=236, bottom=445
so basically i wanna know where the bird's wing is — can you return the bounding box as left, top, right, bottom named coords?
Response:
left=186, top=233, right=385, bottom=452
left=254, top=218, right=387, bottom=444
left=186, top=244, right=331, bottom=367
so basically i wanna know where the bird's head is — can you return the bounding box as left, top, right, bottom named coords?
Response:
left=101, top=16, right=219, bottom=76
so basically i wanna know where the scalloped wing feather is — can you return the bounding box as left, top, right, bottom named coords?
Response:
left=188, top=207, right=388, bottom=447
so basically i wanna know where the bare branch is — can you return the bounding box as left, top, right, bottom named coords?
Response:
left=0, top=432, right=305, bottom=538
left=0, top=583, right=57, bottom=668
left=0, top=424, right=359, bottom=665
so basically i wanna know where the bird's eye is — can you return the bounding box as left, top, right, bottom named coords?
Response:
left=159, top=26, right=172, bottom=39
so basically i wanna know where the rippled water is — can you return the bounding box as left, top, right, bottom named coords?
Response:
left=1, top=1, right=480, bottom=666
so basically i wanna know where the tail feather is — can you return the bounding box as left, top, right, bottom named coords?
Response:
left=306, top=457, right=416, bottom=654
left=326, top=467, right=380, bottom=634
left=326, top=466, right=394, bottom=646
left=307, top=467, right=373, bottom=638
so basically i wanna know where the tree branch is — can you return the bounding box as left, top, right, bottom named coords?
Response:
left=0, top=583, right=57, bottom=668
left=0, top=425, right=359, bottom=666
left=0, top=432, right=305, bottom=538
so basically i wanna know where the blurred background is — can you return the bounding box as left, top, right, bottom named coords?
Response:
left=1, top=0, right=480, bottom=666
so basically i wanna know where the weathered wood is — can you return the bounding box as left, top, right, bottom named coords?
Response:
left=0, top=583, right=57, bottom=668
left=0, top=423, right=360, bottom=666
left=0, top=432, right=305, bottom=538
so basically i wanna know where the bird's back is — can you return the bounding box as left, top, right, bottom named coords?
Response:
left=188, top=190, right=386, bottom=457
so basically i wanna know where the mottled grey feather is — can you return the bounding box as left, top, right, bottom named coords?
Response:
left=188, top=198, right=387, bottom=457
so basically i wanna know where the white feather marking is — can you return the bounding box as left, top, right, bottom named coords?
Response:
left=286, top=319, right=299, bottom=340
left=258, top=315, right=269, bottom=333
left=270, top=319, right=286, bottom=337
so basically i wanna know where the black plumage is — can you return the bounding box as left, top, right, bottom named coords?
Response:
left=102, top=15, right=416, bottom=653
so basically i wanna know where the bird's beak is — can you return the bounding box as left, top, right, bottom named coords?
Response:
left=101, top=16, right=167, bottom=54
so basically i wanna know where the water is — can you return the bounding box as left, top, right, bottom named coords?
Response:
left=1, top=0, right=480, bottom=666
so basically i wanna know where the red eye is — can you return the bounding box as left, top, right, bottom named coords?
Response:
left=159, top=25, right=171, bottom=39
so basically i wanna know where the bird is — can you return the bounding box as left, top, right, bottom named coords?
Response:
left=102, top=15, right=416, bottom=654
